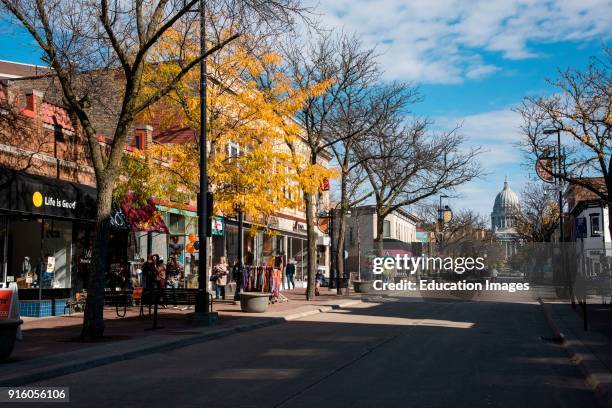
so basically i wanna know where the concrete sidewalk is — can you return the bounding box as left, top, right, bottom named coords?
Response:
left=1, top=289, right=361, bottom=387
left=539, top=298, right=612, bottom=408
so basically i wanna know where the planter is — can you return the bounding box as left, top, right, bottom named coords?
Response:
left=0, top=319, right=23, bottom=361
left=353, top=281, right=374, bottom=293
left=240, top=292, right=270, bottom=313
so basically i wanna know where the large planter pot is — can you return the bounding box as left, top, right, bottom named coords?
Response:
left=240, top=292, right=270, bottom=313
left=0, top=319, right=23, bottom=361
left=353, top=281, right=374, bottom=293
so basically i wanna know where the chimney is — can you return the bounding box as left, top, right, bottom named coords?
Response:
left=134, top=124, right=153, bottom=149
left=25, top=89, right=44, bottom=112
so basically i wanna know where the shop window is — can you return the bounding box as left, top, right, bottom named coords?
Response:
left=168, top=213, right=185, bottom=235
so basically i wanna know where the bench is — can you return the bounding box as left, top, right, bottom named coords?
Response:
left=140, top=288, right=213, bottom=330
left=104, top=289, right=133, bottom=317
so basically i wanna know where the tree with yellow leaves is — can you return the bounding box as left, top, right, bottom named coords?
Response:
left=119, top=33, right=335, bottom=266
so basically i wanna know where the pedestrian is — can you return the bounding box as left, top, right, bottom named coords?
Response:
left=142, top=255, right=156, bottom=288
left=232, top=259, right=242, bottom=300
left=315, top=270, right=323, bottom=296
left=491, top=267, right=498, bottom=284
left=156, top=258, right=166, bottom=289
left=166, top=256, right=180, bottom=289
left=213, top=256, right=229, bottom=300
left=285, top=259, right=296, bottom=290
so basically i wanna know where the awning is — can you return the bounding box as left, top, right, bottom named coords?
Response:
left=120, top=194, right=169, bottom=233
left=0, top=166, right=96, bottom=220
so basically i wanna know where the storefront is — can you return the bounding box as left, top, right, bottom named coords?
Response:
left=0, top=166, right=96, bottom=316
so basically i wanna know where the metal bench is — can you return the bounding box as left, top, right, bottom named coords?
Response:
left=140, top=288, right=213, bottom=330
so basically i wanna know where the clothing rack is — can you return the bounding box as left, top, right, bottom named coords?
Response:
left=241, top=265, right=288, bottom=302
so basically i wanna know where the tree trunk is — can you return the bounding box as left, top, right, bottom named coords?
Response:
left=336, top=209, right=346, bottom=295
left=373, top=212, right=385, bottom=281
left=304, top=191, right=317, bottom=300
left=81, top=177, right=114, bottom=340
left=335, top=174, right=348, bottom=295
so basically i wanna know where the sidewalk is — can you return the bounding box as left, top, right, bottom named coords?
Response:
left=539, top=297, right=612, bottom=408
left=1, top=289, right=361, bottom=386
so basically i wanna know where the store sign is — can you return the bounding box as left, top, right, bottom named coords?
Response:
left=32, top=191, right=77, bottom=210
left=0, top=290, right=12, bottom=319
left=0, top=166, right=96, bottom=220
left=211, top=216, right=224, bottom=236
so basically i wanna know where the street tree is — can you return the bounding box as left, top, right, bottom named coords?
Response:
left=512, top=182, right=559, bottom=242
left=356, top=113, right=482, bottom=266
left=329, top=81, right=417, bottom=293
left=0, top=0, right=309, bottom=339
left=516, top=50, right=611, bottom=237
left=282, top=32, right=380, bottom=300
left=119, top=37, right=329, bottom=227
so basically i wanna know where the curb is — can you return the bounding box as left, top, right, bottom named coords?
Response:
left=538, top=297, right=612, bottom=408
left=0, top=298, right=362, bottom=387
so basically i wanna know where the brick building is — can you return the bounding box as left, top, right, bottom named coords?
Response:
left=0, top=62, right=331, bottom=315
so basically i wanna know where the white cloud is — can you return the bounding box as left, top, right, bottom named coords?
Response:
left=435, top=107, right=530, bottom=218
left=311, top=0, right=612, bottom=83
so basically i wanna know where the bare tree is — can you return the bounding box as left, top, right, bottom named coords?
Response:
left=356, top=114, right=482, bottom=269
left=0, top=0, right=308, bottom=339
left=511, top=182, right=559, bottom=242
left=417, top=205, right=488, bottom=248
left=516, top=50, right=611, bottom=237
left=329, top=79, right=416, bottom=293
left=282, top=32, right=380, bottom=300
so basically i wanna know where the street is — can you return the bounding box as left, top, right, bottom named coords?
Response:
left=23, top=292, right=597, bottom=408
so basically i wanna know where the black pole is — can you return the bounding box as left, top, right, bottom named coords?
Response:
left=556, top=130, right=575, bottom=308
left=234, top=208, right=243, bottom=301
left=195, top=0, right=209, bottom=314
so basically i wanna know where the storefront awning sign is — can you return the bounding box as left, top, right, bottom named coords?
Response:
left=0, top=166, right=96, bottom=220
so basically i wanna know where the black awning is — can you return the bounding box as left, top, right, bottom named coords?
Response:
left=0, top=166, right=96, bottom=220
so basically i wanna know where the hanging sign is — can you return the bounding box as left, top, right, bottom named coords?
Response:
left=535, top=158, right=554, bottom=183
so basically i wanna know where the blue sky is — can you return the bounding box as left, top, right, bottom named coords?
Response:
left=313, top=0, right=611, bottom=219
left=1, top=0, right=611, bottom=220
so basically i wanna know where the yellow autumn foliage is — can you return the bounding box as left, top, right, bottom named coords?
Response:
left=119, top=31, right=336, bottom=224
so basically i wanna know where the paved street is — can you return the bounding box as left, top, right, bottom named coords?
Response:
left=13, top=291, right=596, bottom=408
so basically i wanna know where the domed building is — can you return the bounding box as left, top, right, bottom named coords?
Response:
left=491, top=177, right=521, bottom=258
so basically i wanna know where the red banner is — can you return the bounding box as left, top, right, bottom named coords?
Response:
left=120, top=194, right=169, bottom=233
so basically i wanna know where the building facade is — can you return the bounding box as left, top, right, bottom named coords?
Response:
left=343, top=205, right=420, bottom=280
left=0, top=61, right=331, bottom=315
left=566, top=179, right=611, bottom=276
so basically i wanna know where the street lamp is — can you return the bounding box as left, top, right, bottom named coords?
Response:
left=233, top=203, right=244, bottom=301
left=196, top=0, right=211, bottom=317
left=438, top=195, right=453, bottom=227
left=543, top=127, right=574, bottom=307
left=543, top=128, right=564, bottom=245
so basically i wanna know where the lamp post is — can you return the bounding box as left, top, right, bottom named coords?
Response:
left=543, top=127, right=574, bottom=307
left=233, top=203, right=244, bottom=301
left=196, top=0, right=210, bottom=315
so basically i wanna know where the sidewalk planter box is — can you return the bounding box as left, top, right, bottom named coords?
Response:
left=240, top=292, right=270, bottom=313
left=353, top=281, right=374, bottom=293
left=0, top=319, right=23, bottom=361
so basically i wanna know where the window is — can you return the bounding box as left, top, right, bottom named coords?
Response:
left=228, top=142, right=239, bottom=159
left=349, top=227, right=354, bottom=246
left=590, top=213, right=602, bottom=236
left=383, top=220, right=391, bottom=238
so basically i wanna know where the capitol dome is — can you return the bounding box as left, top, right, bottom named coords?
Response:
left=491, top=177, right=519, bottom=232
left=493, top=178, right=519, bottom=211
